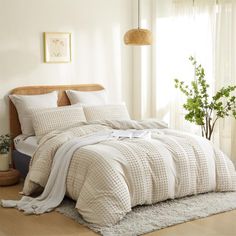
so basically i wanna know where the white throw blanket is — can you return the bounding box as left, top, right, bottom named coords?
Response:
left=1, top=131, right=112, bottom=214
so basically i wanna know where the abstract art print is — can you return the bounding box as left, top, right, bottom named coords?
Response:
left=44, top=32, right=71, bottom=63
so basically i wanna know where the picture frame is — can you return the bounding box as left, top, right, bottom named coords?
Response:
left=44, top=32, right=71, bottom=63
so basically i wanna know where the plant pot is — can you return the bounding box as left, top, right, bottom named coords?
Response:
left=0, top=153, right=9, bottom=171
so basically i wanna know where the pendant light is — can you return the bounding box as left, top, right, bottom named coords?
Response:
left=124, top=0, right=152, bottom=46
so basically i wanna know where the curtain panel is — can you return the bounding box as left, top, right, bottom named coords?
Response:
left=134, top=0, right=236, bottom=163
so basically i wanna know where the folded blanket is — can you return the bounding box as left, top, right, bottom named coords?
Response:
left=111, top=130, right=152, bottom=139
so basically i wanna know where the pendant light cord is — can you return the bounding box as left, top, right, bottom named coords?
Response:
left=138, top=0, right=140, bottom=29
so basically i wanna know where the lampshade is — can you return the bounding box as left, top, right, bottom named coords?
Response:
left=124, top=0, right=152, bottom=46
left=124, top=28, right=152, bottom=45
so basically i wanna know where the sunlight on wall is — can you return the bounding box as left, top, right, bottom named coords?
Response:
left=132, top=17, right=152, bottom=120
left=141, top=46, right=148, bottom=117
left=140, top=19, right=151, bottom=118
left=92, top=29, right=106, bottom=84
left=112, top=25, right=122, bottom=102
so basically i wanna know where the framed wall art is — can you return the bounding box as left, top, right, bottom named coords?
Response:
left=44, top=32, right=71, bottom=63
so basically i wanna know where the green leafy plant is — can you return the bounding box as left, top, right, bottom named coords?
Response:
left=0, top=134, right=11, bottom=154
left=174, top=56, right=236, bottom=140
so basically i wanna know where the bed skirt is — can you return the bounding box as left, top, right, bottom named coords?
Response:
left=12, top=150, right=31, bottom=178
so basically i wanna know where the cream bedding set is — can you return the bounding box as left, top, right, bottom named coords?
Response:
left=5, top=91, right=236, bottom=226
left=13, top=120, right=236, bottom=226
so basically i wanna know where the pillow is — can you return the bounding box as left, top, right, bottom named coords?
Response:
left=66, top=89, right=107, bottom=105
left=83, top=104, right=131, bottom=121
left=31, top=105, right=86, bottom=137
left=9, top=91, right=58, bottom=135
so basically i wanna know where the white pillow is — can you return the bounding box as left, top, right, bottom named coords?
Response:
left=31, top=105, right=86, bottom=137
left=66, top=90, right=107, bottom=105
left=83, top=104, right=131, bottom=121
left=9, top=91, right=58, bottom=135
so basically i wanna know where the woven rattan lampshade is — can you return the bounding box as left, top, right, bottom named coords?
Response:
left=124, top=0, right=152, bottom=46
left=124, top=28, right=152, bottom=45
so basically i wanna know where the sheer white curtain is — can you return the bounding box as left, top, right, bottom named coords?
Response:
left=153, top=0, right=215, bottom=133
left=144, top=0, right=236, bottom=162
left=213, top=0, right=236, bottom=161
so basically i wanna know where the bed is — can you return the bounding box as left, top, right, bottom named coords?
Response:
left=8, top=84, right=236, bottom=227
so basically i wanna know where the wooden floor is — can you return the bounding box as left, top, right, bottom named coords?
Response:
left=1, top=183, right=236, bottom=236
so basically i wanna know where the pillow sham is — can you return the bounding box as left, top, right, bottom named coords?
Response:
left=66, top=89, right=107, bottom=105
left=9, top=91, right=58, bottom=136
left=83, top=104, right=131, bottom=121
left=31, top=105, right=86, bottom=138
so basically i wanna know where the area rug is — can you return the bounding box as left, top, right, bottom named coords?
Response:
left=56, top=192, right=236, bottom=236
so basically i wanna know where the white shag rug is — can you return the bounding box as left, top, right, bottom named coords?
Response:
left=56, top=192, right=236, bottom=236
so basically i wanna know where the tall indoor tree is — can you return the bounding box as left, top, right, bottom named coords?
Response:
left=175, top=57, right=236, bottom=140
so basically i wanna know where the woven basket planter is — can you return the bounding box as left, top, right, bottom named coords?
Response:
left=0, top=168, right=20, bottom=186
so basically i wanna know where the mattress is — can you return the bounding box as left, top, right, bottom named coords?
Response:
left=14, top=135, right=38, bottom=156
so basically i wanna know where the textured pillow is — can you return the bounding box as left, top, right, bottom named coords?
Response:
left=9, top=91, right=58, bottom=135
left=66, top=90, right=107, bottom=105
left=31, top=106, right=86, bottom=137
left=83, top=104, right=131, bottom=121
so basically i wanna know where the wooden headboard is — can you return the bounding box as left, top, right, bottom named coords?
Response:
left=10, top=84, right=104, bottom=140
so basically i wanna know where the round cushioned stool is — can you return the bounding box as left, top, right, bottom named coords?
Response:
left=0, top=168, right=20, bottom=186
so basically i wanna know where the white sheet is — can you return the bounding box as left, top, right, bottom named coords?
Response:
left=14, top=135, right=38, bottom=156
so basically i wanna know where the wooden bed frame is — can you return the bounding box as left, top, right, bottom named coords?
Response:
left=9, top=84, right=104, bottom=142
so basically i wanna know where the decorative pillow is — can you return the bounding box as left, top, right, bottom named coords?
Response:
left=66, top=90, right=107, bottom=105
left=9, top=91, right=58, bottom=136
left=83, top=104, right=131, bottom=121
left=31, top=106, right=86, bottom=137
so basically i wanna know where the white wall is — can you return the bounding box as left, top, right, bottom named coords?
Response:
left=131, top=0, right=153, bottom=120
left=0, top=0, right=133, bottom=134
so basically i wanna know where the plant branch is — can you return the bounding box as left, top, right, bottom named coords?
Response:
left=174, top=56, right=236, bottom=141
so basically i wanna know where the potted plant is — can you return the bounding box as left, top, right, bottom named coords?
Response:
left=175, top=56, right=236, bottom=140
left=0, top=134, right=11, bottom=171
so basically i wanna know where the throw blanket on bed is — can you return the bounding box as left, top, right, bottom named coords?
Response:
left=2, top=120, right=236, bottom=226
left=1, top=131, right=112, bottom=214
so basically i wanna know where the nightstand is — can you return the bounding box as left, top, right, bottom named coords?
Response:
left=0, top=168, right=21, bottom=186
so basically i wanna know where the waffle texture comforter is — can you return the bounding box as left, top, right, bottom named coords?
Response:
left=22, top=120, right=236, bottom=226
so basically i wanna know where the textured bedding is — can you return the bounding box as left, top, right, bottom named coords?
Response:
left=22, top=120, right=236, bottom=226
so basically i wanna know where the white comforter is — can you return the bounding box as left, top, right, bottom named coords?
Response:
left=9, top=120, right=236, bottom=226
